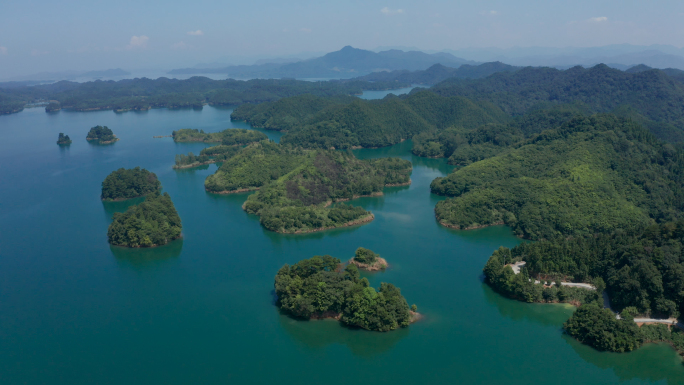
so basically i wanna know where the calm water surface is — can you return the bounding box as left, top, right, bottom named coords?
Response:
left=0, top=105, right=683, bottom=384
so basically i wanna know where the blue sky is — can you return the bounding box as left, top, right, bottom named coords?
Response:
left=1, top=0, right=683, bottom=76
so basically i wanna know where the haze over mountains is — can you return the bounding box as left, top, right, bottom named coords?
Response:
left=169, top=46, right=477, bottom=78
left=167, top=44, right=684, bottom=81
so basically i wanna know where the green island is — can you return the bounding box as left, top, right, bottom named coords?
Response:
left=275, top=255, right=418, bottom=331
left=349, top=247, right=388, bottom=271
left=107, top=192, right=182, bottom=248
left=56, top=133, right=72, bottom=145
left=204, top=140, right=412, bottom=233
left=86, top=125, right=118, bottom=144
left=171, top=128, right=267, bottom=144
left=0, top=77, right=408, bottom=115
left=101, top=167, right=162, bottom=201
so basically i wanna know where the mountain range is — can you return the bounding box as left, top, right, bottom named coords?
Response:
left=168, top=46, right=477, bottom=78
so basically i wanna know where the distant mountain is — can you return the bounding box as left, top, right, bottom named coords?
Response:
left=169, top=46, right=477, bottom=79
left=446, top=45, right=684, bottom=70
left=357, top=62, right=519, bottom=85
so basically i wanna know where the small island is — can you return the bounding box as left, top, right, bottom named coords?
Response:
left=275, top=255, right=419, bottom=331
left=348, top=247, right=388, bottom=271
left=86, top=125, right=118, bottom=144
left=107, top=192, right=182, bottom=247
left=172, top=128, right=267, bottom=144
left=56, top=133, right=72, bottom=145
left=101, top=167, right=162, bottom=201
left=45, top=102, right=61, bottom=112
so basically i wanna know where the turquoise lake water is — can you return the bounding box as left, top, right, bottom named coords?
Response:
left=1, top=103, right=683, bottom=384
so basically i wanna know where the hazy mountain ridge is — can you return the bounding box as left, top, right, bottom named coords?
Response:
left=169, top=46, right=477, bottom=78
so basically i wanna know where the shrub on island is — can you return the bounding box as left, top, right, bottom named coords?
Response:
left=56, top=133, right=72, bottom=145
left=274, top=255, right=412, bottom=331
left=86, top=125, right=118, bottom=143
left=102, top=167, right=162, bottom=201
left=107, top=192, right=182, bottom=247
left=350, top=247, right=388, bottom=271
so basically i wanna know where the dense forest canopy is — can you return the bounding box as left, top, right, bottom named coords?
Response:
left=107, top=192, right=182, bottom=247
left=86, top=125, right=117, bottom=143
left=101, top=167, right=161, bottom=200
left=432, top=115, right=684, bottom=240
left=0, top=77, right=409, bottom=115
left=430, top=64, right=684, bottom=142
left=172, top=128, right=268, bottom=144
left=174, top=145, right=242, bottom=169
left=275, top=255, right=412, bottom=331
left=205, top=141, right=412, bottom=233
left=234, top=90, right=507, bottom=149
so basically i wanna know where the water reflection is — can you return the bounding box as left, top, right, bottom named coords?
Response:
left=278, top=309, right=410, bottom=357
left=563, top=334, right=684, bottom=384
left=110, top=238, right=183, bottom=269
left=482, top=282, right=574, bottom=327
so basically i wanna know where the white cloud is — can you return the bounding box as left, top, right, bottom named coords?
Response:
left=187, top=30, right=203, bottom=36
left=480, top=10, right=498, bottom=15
left=126, top=35, right=149, bottom=49
left=0, top=46, right=7, bottom=55
left=381, top=7, right=404, bottom=15
left=172, top=41, right=188, bottom=50
left=588, top=16, right=608, bottom=22
left=299, top=28, right=312, bottom=33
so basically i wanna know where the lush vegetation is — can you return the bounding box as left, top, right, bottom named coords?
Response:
left=483, top=247, right=602, bottom=306
left=231, top=94, right=355, bottom=132
left=204, top=141, right=411, bottom=233
left=238, top=145, right=411, bottom=233
left=432, top=115, right=684, bottom=240
left=412, top=106, right=586, bottom=165
left=564, top=304, right=684, bottom=355
left=353, top=247, right=379, bottom=264
left=431, top=64, right=684, bottom=142
left=107, top=192, right=182, bottom=247
left=174, top=145, right=242, bottom=169
left=235, top=90, right=507, bottom=149
left=56, top=133, right=72, bottom=145
left=0, top=77, right=408, bottom=115
left=86, top=125, right=117, bottom=143
left=274, top=255, right=412, bottom=331
left=171, top=128, right=267, bottom=144
left=101, top=167, right=162, bottom=200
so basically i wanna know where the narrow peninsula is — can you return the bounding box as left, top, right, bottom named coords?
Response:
left=275, top=255, right=418, bottom=331
left=107, top=192, right=182, bottom=248
left=86, top=125, right=118, bottom=144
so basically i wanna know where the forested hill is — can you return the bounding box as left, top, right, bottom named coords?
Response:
left=0, top=77, right=408, bottom=115
left=430, top=64, right=684, bottom=142
left=234, top=90, right=508, bottom=149
left=432, top=114, right=684, bottom=240
left=357, top=62, right=520, bottom=85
